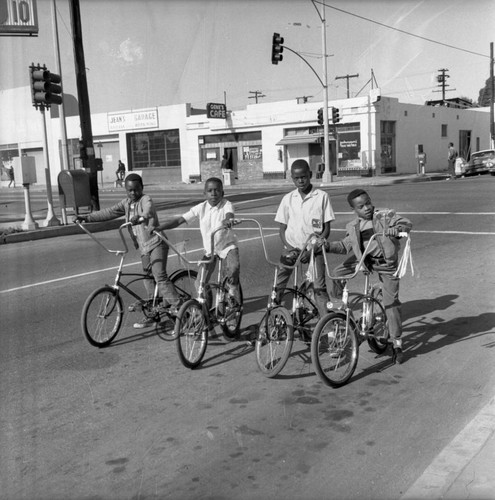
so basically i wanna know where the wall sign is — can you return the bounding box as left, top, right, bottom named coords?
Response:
left=107, top=108, right=158, bottom=132
left=0, top=0, right=38, bottom=36
left=206, top=103, right=227, bottom=119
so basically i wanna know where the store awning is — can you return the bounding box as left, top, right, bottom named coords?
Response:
left=276, top=133, right=322, bottom=146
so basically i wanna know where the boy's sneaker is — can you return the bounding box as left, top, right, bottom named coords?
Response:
left=392, top=347, right=405, bottom=364
left=133, top=316, right=158, bottom=329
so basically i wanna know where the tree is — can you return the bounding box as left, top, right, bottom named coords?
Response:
left=478, top=76, right=494, bottom=107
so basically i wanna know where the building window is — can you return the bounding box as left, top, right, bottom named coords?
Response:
left=200, top=131, right=261, bottom=144
left=201, top=148, right=220, bottom=161
left=441, top=124, right=447, bottom=137
left=404, top=110, right=408, bottom=116
left=128, top=129, right=181, bottom=169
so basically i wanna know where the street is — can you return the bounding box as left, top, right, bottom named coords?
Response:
left=1, top=177, right=495, bottom=499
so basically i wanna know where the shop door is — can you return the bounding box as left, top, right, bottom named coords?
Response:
left=224, top=147, right=238, bottom=178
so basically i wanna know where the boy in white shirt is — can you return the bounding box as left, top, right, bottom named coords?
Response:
left=156, top=177, right=240, bottom=296
left=275, top=159, right=335, bottom=317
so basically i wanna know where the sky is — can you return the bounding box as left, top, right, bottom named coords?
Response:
left=1, top=0, right=494, bottom=115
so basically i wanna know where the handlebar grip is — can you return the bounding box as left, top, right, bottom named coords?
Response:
left=398, top=231, right=409, bottom=238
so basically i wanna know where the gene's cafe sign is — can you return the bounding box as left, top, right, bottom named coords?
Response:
left=206, top=103, right=227, bottom=119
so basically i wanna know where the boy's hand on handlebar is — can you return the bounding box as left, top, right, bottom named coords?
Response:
left=74, top=215, right=87, bottom=224
left=386, top=227, right=407, bottom=237
left=130, top=215, right=143, bottom=225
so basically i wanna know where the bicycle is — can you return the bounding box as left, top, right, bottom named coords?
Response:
left=310, top=211, right=411, bottom=388
left=240, top=218, right=322, bottom=378
left=167, top=223, right=244, bottom=369
left=77, top=221, right=197, bottom=347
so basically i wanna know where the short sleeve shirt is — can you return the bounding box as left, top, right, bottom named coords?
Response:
left=182, top=199, right=237, bottom=258
left=275, top=187, right=335, bottom=249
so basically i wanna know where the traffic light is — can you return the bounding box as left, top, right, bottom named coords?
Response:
left=317, top=107, right=324, bottom=126
left=29, top=64, right=63, bottom=109
left=271, top=32, right=284, bottom=65
left=332, top=107, right=340, bottom=124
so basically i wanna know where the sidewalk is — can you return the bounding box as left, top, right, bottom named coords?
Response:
left=0, top=171, right=449, bottom=244
left=401, top=396, right=495, bottom=499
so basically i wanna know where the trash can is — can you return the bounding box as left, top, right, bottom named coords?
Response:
left=58, top=170, right=92, bottom=214
left=222, top=169, right=234, bottom=186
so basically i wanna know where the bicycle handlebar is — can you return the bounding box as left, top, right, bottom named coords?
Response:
left=322, top=230, right=410, bottom=281
left=229, top=218, right=325, bottom=270
left=76, top=220, right=132, bottom=255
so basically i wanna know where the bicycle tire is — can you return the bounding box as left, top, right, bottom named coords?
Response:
left=81, top=286, right=123, bottom=347
left=170, top=269, right=198, bottom=301
left=311, top=312, right=359, bottom=388
left=175, top=299, right=208, bottom=369
left=280, top=286, right=319, bottom=341
left=255, top=306, right=294, bottom=377
left=219, top=278, right=243, bottom=341
left=366, top=290, right=390, bottom=354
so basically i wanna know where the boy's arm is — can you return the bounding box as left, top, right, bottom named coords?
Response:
left=387, top=214, right=413, bottom=237
left=278, top=223, right=295, bottom=250
left=82, top=200, right=126, bottom=223
left=156, top=216, right=186, bottom=231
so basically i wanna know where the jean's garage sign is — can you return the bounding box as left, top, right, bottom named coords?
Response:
left=0, top=0, right=38, bottom=35
left=107, top=108, right=159, bottom=132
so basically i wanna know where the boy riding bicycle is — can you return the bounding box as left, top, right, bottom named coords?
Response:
left=325, top=189, right=412, bottom=364
left=75, top=173, right=181, bottom=329
left=156, top=177, right=240, bottom=299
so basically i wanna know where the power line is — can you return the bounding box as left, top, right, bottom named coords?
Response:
left=314, top=1, right=490, bottom=59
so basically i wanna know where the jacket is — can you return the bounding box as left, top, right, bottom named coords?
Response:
left=327, top=210, right=412, bottom=271
left=85, top=194, right=163, bottom=255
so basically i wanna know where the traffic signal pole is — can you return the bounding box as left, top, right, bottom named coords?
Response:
left=69, top=0, right=99, bottom=210
left=320, top=2, right=332, bottom=184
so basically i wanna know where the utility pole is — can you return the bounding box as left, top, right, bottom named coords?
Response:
left=490, top=43, right=494, bottom=148
left=335, top=73, right=359, bottom=98
left=248, top=90, right=265, bottom=104
left=69, top=0, right=99, bottom=210
left=295, top=95, right=313, bottom=104
left=434, top=68, right=455, bottom=103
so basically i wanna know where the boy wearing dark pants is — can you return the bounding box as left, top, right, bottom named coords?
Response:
left=275, top=159, right=335, bottom=317
left=326, top=189, right=412, bottom=364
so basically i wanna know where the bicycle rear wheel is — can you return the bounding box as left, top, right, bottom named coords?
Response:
left=171, top=269, right=198, bottom=301
left=175, top=299, right=208, bottom=369
left=81, top=286, right=123, bottom=347
left=366, top=291, right=389, bottom=354
left=255, top=306, right=294, bottom=377
left=219, top=279, right=243, bottom=341
left=311, top=312, right=359, bottom=388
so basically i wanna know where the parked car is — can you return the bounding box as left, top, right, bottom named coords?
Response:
left=463, top=149, right=495, bottom=176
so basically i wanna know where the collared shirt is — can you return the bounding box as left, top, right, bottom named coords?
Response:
left=275, top=186, right=335, bottom=249
left=183, top=198, right=237, bottom=258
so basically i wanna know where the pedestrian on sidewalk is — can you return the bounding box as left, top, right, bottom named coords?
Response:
left=116, top=160, right=126, bottom=181
left=447, top=142, right=458, bottom=180
left=7, top=164, right=15, bottom=188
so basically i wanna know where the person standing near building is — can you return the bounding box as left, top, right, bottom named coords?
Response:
left=447, top=142, right=458, bottom=180
left=116, top=160, right=126, bottom=181
left=7, top=164, right=15, bottom=188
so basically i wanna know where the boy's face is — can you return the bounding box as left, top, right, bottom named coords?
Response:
left=204, top=181, right=224, bottom=206
left=125, top=180, right=143, bottom=202
left=291, top=166, right=312, bottom=193
left=351, top=194, right=374, bottom=220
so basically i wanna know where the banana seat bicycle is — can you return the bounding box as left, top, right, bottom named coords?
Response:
left=239, top=218, right=323, bottom=378
left=77, top=221, right=197, bottom=347
left=164, top=222, right=245, bottom=369
left=311, top=216, right=411, bottom=388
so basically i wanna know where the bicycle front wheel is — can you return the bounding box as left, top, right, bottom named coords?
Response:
left=171, top=269, right=198, bottom=301
left=175, top=299, right=208, bottom=369
left=81, top=286, right=123, bottom=347
left=255, top=306, right=294, bottom=377
left=311, top=312, right=359, bottom=388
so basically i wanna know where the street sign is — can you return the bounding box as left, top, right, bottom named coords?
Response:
left=206, top=102, right=227, bottom=119
left=0, top=0, right=38, bottom=36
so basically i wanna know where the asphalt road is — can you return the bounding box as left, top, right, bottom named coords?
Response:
left=1, top=177, right=495, bottom=499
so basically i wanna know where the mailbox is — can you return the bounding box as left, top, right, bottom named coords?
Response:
left=13, top=156, right=37, bottom=185
left=58, top=170, right=92, bottom=213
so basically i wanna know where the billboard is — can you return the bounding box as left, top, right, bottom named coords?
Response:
left=0, top=0, right=38, bottom=36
